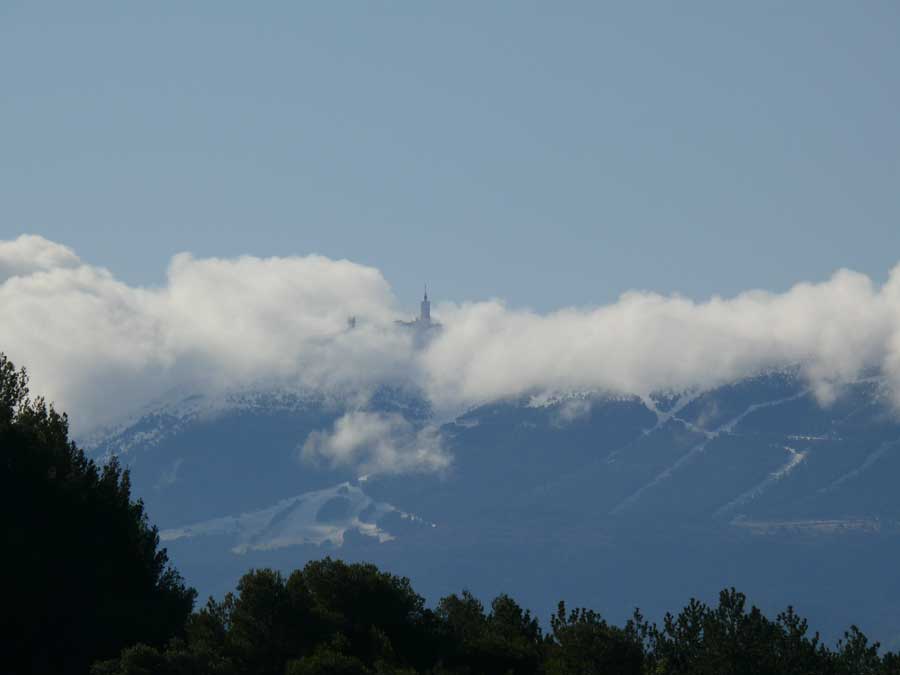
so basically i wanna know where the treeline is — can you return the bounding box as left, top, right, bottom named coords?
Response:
left=92, top=560, right=900, bottom=675
left=2, top=351, right=899, bottom=674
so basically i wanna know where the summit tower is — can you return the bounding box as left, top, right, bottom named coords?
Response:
left=395, top=286, right=441, bottom=333
left=420, top=286, right=431, bottom=324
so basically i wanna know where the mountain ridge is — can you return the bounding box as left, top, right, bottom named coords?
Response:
left=82, top=368, right=900, bottom=646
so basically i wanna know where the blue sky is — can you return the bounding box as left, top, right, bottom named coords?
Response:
left=2, top=2, right=898, bottom=311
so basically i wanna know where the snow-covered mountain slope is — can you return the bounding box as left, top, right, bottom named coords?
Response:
left=160, top=481, right=434, bottom=553
left=84, top=370, right=900, bottom=647
left=84, top=384, right=432, bottom=526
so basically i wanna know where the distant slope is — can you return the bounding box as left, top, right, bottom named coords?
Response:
left=84, top=370, right=900, bottom=647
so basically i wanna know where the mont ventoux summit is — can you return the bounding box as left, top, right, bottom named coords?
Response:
left=74, top=282, right=900, bottom=651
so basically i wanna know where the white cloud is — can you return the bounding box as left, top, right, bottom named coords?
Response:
left=0, top=242, right=414, bottom=432
left=301, top=412, right=451, bottom=476
left=0, top=234, right=81, bottom=282
left=421, top=268, right=895, bottom=409
left=3, top=235, right=900, bottom=460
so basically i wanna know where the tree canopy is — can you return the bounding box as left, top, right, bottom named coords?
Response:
left=93, top=562, right=900, bottom=675
left=0, top=353, right=196, bottom=674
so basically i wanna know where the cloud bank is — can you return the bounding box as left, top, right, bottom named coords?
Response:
left=2, top=234, right=900, bottom=451
left=424, top=269, right=894, bottom=407
left=0, top=235, right=413, bottom=432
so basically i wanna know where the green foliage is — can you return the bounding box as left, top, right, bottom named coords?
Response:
left=90, top=563, right=900, bottom=674
left=285, top=638, right=371, bottom=675
left=435, top=591, right=543, bottom=673
left=834, top=625, right=884, bottom=675
left=0, top=353, right=196, bottom=674
left=90, top=639, right=237, bottom=675
left=545, top=601, right=644, bottom=675
left=635, top=588, right=896, bottom=675
left=300, top=557, right=433, bottom=668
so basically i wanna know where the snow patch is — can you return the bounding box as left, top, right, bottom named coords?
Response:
left=713, top=446, right=808, bottom=518
left=159, top=482, right=434, bottom=553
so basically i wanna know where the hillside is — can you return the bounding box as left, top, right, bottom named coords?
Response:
left=82, top=369, right=900, bottom=647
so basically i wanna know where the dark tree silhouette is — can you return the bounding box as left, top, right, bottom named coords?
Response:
left=0, top=353, right=196, bottom=674
left=92, top=559, right=900, bottom=675
left=545, top=601, right=644, bottom=675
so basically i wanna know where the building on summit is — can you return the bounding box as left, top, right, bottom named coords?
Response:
left=420, top=288, right=431, bottom=323
left=396, top=286, right=441, bottom=333
left=345, top=288, right=440, bottom=337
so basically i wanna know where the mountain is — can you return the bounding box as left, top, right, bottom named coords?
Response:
left=84, top=370, right=900, bottom=647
